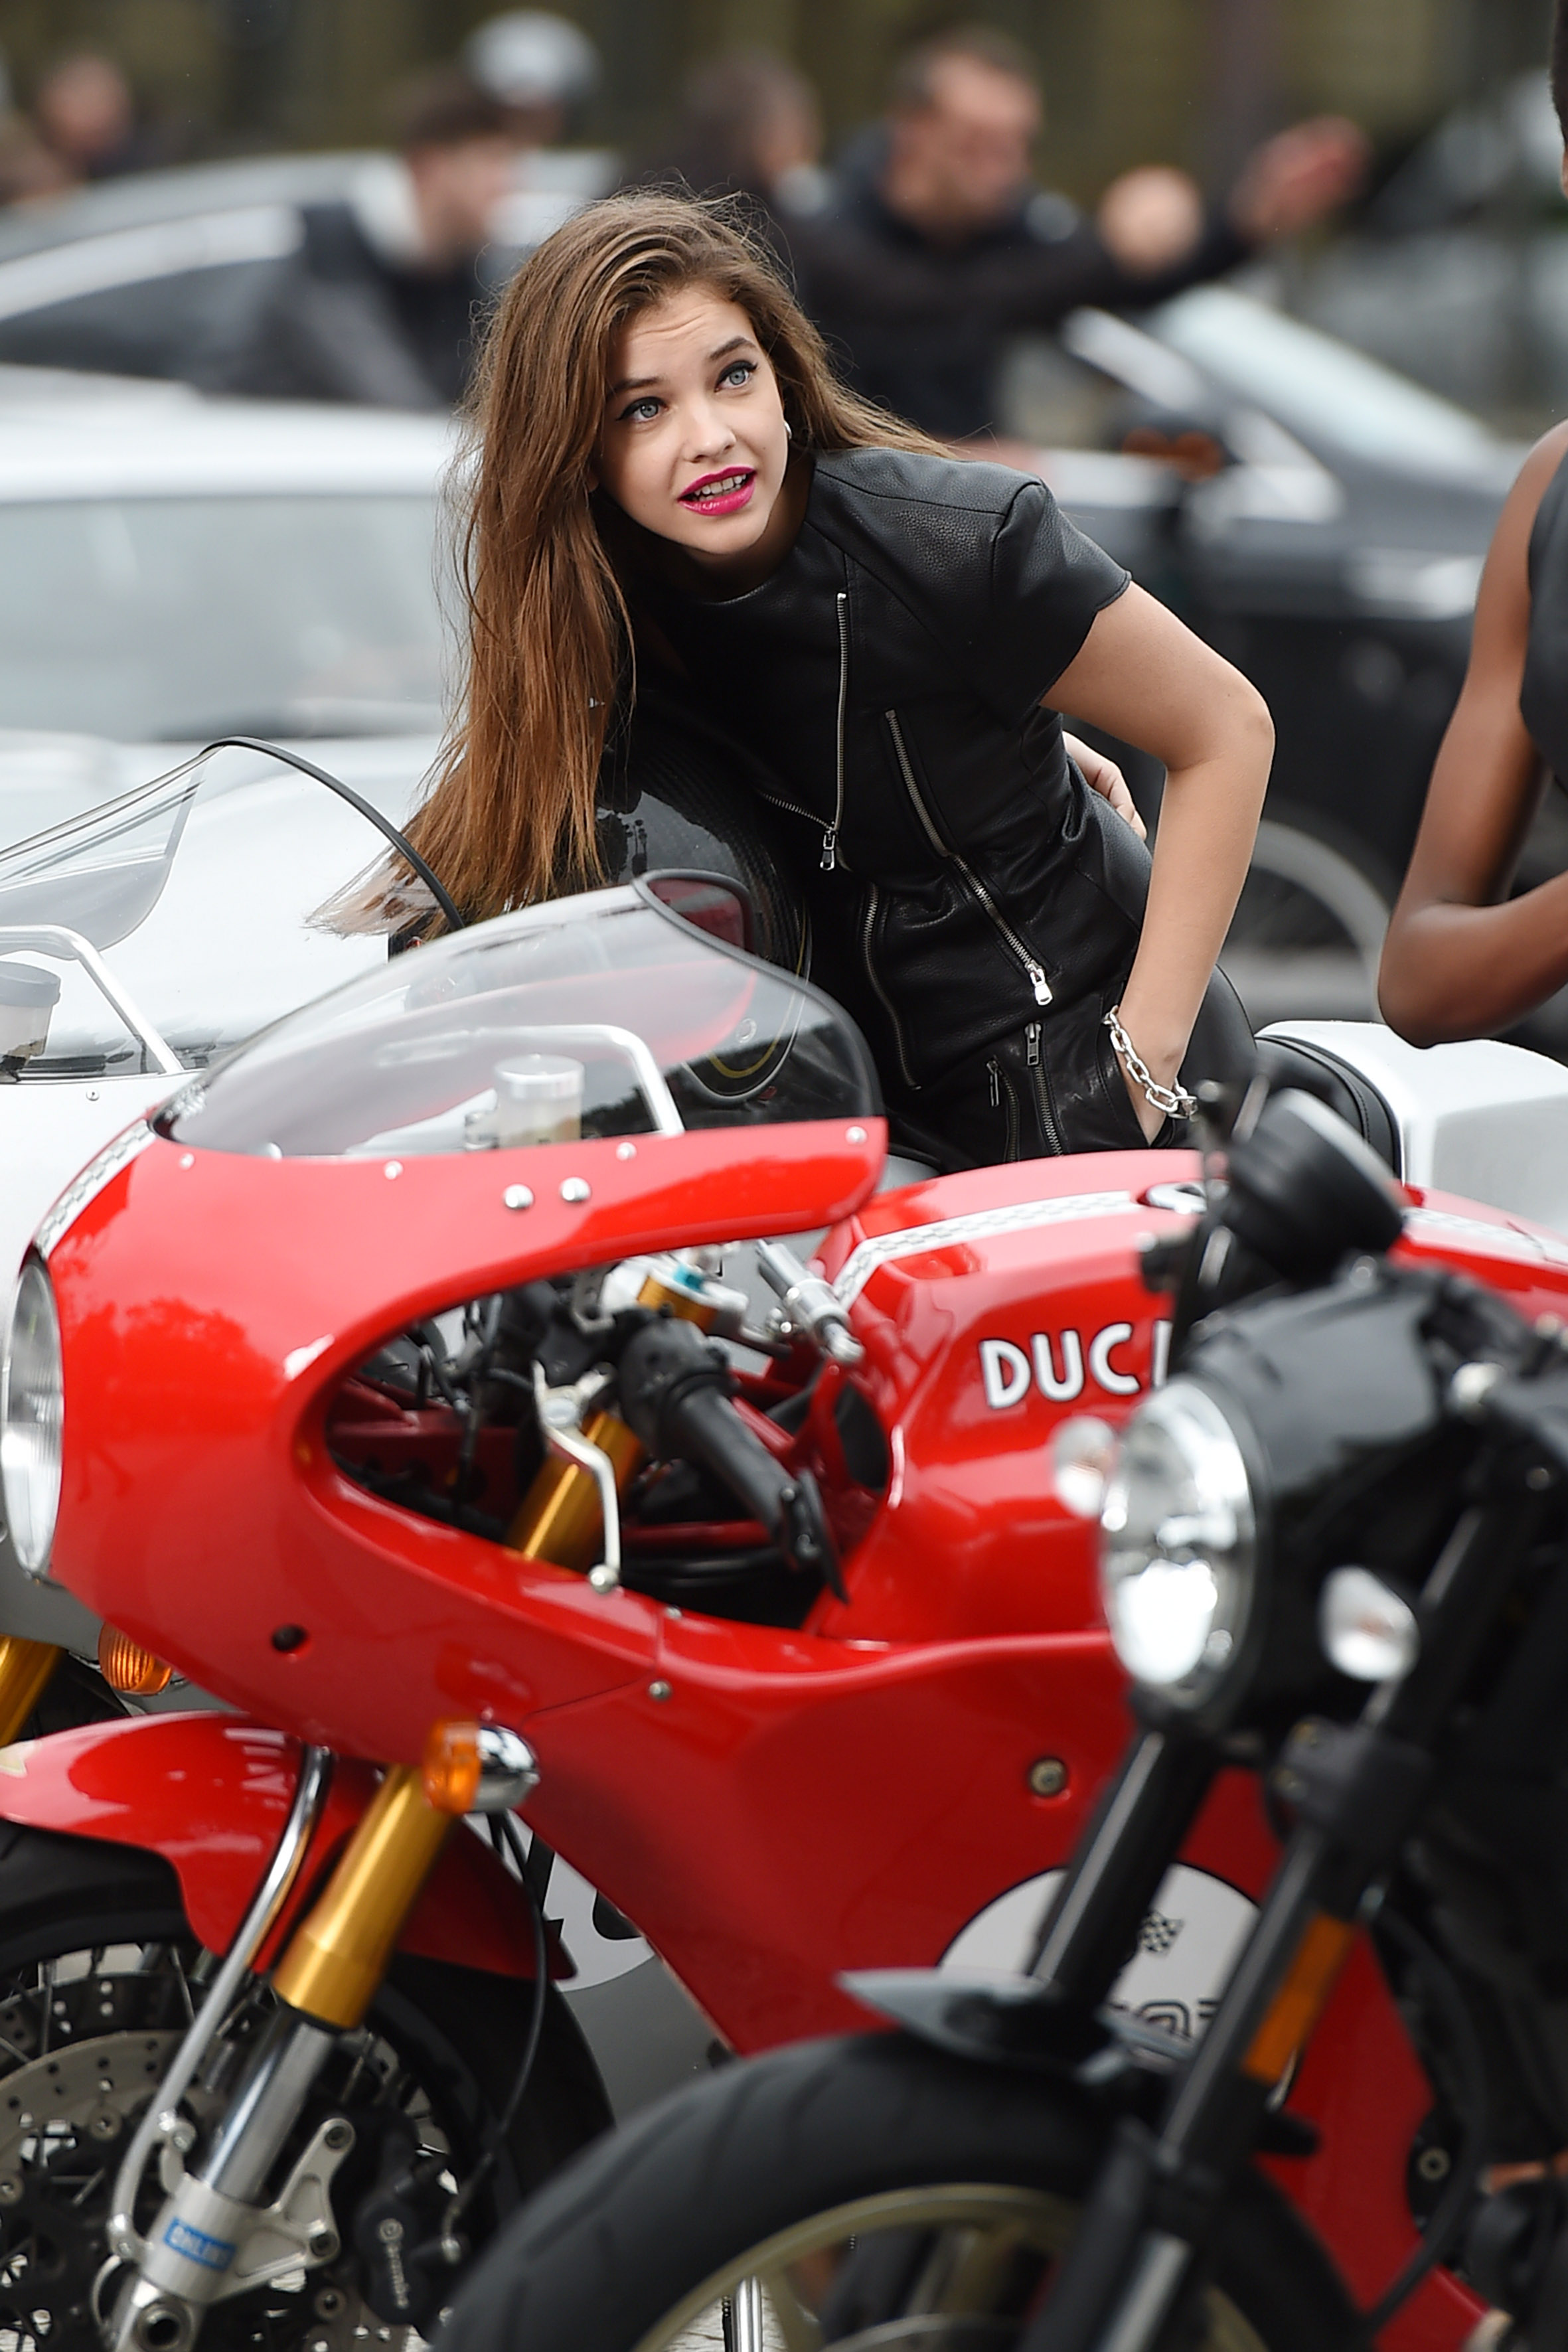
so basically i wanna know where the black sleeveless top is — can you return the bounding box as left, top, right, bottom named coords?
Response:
left=1520, top=443, right=1568, bottom=781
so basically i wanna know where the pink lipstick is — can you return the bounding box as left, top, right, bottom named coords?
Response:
left=679, top=468, right=755, bottom=516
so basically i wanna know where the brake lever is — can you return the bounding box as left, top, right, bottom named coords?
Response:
left=530, top=1363, right=622, bottom=1593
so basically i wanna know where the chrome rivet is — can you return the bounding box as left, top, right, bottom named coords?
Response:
left=179, top=1153, right=195, bottom=1170
left=1027, top=1757, right=1068, bottom=1799
left=648, top=1679, right=672, bottom=1703
left=86, top=1089, right=100, bottom=1102
left=616, top=1140, right=637, bottom=1160
left=503, top=1184, right=534, bottom=1212
left=561, top=1177, right=591, bottom=1204
left=846, top=1125, right=867, bottom=1144
left=384, top=1160, right=402, bottom=1180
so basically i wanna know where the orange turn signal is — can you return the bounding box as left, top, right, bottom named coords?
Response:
left=422, top=1720, right=483, bottom=1816
left=98, top=1624, right=174, bottom=1697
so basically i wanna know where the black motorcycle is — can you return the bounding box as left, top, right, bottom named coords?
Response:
left=430, top=1079, right=1568, bottom=2351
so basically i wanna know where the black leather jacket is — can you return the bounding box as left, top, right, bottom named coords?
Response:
left=636, top=446, right=1161, bottom=1167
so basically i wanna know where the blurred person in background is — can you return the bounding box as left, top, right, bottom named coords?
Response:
left=791, top=25, right=1368, bottom=443
left=1378, top=6, right=1568, bottom=1048
left=463, top=10, right=600, bottom=149
left=218, top=68, right=520, bottom=408
left=635, top=51, right=828, bottom=231
left=31, top=50, right=171, bottom=184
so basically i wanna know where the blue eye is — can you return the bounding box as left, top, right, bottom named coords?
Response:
left=622, top=396, right=661, bottom=423
left=720, top=362, right=756, bottom=388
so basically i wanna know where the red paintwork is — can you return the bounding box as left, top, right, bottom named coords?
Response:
left=26, top=1114, right=1568, bottom=2345
left=0, top=1715, right=548, bottom=1977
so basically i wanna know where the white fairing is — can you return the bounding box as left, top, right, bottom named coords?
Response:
left=1265, top=1019, right=1568, bottom=1237
left=943, top=1863, right=1257, bottom=2049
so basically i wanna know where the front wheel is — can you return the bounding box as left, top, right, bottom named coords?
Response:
left=0, top=1822, right=611, bottom=2352
left=439, top=2033, right=1362, bottom=2351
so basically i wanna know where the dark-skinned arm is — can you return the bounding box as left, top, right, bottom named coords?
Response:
left=1379, top=424, right=1568, bottom=1046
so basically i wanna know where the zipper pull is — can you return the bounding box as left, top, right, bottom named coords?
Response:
left=1026, top=961, right=1054, bottom=1007
left=1026, top=1021, right=1041, bottom=1067
left=987, top=1058, right=1000, bottom=1110
left=820, top=826, right=838, bottom=872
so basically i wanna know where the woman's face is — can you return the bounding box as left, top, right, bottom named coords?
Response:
left=595, top=288, right=791, bottom=575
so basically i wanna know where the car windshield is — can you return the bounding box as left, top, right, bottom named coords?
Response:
left=1148, top=287, right=1508, bottom=480
left=0, top=493, right=445, bottom=741
left=160, top=885, right=878, bottom=1158
left=0, top=743, right=426, bottom=1081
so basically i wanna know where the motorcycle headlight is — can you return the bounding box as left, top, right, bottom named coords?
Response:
left=1, top=1261, right=63, bottom=1576
left=1099, top=1379, right=1256, bottom=1707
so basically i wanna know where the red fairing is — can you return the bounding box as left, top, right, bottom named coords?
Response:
left=0, top=1714, right=549, bottom=1978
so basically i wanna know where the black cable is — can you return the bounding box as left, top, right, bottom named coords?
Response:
left=1362, top=1905, right=1490, bottom=2335
left=440, top=1813, right=550, bottom=2240
left=198, top=737, right=466, bottom=935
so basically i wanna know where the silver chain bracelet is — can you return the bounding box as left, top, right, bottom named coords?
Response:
left=1105, top=1006, right=1198, bottom=1123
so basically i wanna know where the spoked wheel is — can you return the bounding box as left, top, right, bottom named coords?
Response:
left=439, top=2035, right=1363, bottom=2352
left=0, top=1825, right=610, bottom=2352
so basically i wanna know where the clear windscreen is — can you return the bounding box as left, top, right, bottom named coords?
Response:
left=0, top=741, right=430, bottom=1081
left=160, top=884, right=878, bottom=1157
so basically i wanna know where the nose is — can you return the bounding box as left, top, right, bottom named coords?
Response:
left=682, top=393, right=738, bottom=463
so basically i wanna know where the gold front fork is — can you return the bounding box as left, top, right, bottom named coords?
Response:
left=0, top=1636, right=60, bottom=1744
left=507, top=1263, right=724, bottom=1572
left=271, top=1764, right=451, bottom=2031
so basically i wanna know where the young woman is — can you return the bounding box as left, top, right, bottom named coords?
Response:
left=393, top=193, right=1273, bottom=1166
left=1379, top=11, right=1568, bottom=1050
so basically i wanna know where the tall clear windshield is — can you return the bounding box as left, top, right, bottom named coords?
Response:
left=0, top=742, right=428, bottom=1081
left=161, top=885, right=878, bottom=1157
left=0, top=495, right=444, bottom=742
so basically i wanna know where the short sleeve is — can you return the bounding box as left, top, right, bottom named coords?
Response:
left=973, top=479, right=1130, bottom=724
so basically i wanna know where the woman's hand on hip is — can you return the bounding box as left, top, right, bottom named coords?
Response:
left=1062, top=732, right=1146, bottom=840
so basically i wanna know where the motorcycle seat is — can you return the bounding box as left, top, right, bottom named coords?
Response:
left=1255, top=1036, right=1401, bottom=1174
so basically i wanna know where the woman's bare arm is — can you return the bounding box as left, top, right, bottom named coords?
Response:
left=1378, top=425, right=1568, bottom=1046
left=1050, top=583, right=1275, bottom=1137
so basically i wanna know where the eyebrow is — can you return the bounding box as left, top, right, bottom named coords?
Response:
left=607, top=334, right=758, bottom=400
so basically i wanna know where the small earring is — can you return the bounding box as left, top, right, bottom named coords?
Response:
left=784, top=419, right=793, bottom=440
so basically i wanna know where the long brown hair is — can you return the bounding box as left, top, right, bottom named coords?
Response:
left=391, top=192, right=941, bottom=929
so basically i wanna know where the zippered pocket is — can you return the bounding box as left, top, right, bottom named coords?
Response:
left=862, top=882, right=919, bottom=1092
left=884, top=710, right=1053, bottom=1007
left=986, top=1055, right=1020, bottom=1160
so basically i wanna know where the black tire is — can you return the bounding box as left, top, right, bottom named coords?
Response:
left=0, top=1822, right=612, bottom=2352
left=440, top=2033, right=1363, bottom=2351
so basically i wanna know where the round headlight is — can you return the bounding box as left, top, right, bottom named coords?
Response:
left=1099, top=1378, right=1255, bottom=1707
left=1, top=1260, right=63, bottom=1575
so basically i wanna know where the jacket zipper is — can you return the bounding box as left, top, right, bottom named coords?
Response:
left=862, top=882, right=919, bottom=1091
left=821, top=591, right=850, bottom=872
left=885, top=709, right=1053, bottom=1007
left=1026, top=1018, right=1062, bottom=1154
left=986, top=1055, right=1020, bottom=1160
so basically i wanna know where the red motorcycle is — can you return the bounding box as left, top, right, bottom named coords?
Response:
left=3, top=871, right=1563, bottom=2351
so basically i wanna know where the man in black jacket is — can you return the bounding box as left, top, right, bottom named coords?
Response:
left=787, top=27, right=1368, bottom=443
left=222, top=71, right=519, bottom=409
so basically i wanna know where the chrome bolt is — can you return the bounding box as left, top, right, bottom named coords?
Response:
left=846, top=1125, right=867, bottom=1144
left=157, top=2109, right=197, bottom=2153
left=322, top=2119, right=354, bottom=2153
left=1027, top=1757, right=1068, bottom=1799
left=307, top=2225, right=339, bottom=2260
left=616, top=1140, right=637, bottom=1160
left=560, top=1177, right=591, bottom=1204
left=502, top=1184, right=534, bottom=1211
left=383, top=1160, right=402, bottom=1180
left=647, top=1679, right=672, bottom=1703
left=88, top=2105, right=120, bottom=2141
left=313, top=2290, right=346, bottom=2319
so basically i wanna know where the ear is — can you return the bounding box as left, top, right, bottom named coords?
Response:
left=585, top=457, right=601, bottom=491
